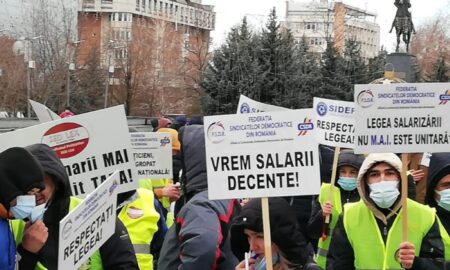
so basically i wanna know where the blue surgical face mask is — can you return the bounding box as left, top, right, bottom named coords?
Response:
left=369, top=181, right=400, bottom=209
left=10, top=195, right=36, bottom=220
left=338, top=177, right=358, bottom=191
left=436, top=189, right=450, bottom=211
left=30, top=203, right=47, bottom=223
left=254, top=252, right=280, bottom=270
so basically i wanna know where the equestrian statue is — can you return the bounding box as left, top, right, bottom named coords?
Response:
left=389, top=0, right=416, bottom=52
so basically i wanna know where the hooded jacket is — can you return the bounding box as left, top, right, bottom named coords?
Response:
left=231, top=198, right=309, bottom=269
left=326, top=153, right=445, bottom=270
left=16, top=144, right=138, bottom=270
left=0, top=147, right=44, bottom=209
left=0, top=147, right=44, bottom=270
left=307, top=150, right=363, bottom=239
left=158, top=125, right=241, bottom=270
left=426, top=153, right=450, bottom=234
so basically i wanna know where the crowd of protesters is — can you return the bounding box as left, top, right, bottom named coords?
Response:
left=0, top=115, right=449, bottom=270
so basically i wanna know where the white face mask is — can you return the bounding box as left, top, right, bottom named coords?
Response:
left=369, top=181, right=400, bottom=209
left=9, top=195, right=47, bottom=222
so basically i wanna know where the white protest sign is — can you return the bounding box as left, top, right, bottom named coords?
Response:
left=354, top=83, right=450, bottom=154
left=205, top=109, right=320, bottom=200
left=58, top=171, right=119, bottom=270
left=236, top=95, right=287, bottom=114
left=30, top=99, right=61, bottom=122
left=313, top=97, right=355, bottom=148
left=131, top=132, right=172, bottom=179
left=0, top=105, right=137, bottom=197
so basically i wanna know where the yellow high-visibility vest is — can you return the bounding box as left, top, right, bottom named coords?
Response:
left=343, top=199, right=435, bottom=270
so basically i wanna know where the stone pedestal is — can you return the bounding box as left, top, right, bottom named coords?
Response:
left=386, top=53, right=419, bottom=83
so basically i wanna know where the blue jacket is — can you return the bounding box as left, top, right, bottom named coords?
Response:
left=0, top=218, right=15, bottom=270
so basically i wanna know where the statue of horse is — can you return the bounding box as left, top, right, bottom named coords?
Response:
left=389, top=0, right=416, bottom=52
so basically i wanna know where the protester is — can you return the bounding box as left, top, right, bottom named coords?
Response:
left=0, top=147, right=47, bottom=270
left=326, top=153, right=445, bottom=270
left=151, top=118, right=159, bottom=132
left=140, top=127, right=182, bottom=227
left=158, top=125, right=241, bottom=269
left=11, top=144, right=139, bottom=269
left=59, top=106, right=75, bottom=118
left=232, top=198, right=310, bottom=270
left=188, top=115, right=203, bottom=125
left=157, top=117, right=173, bottom=130
left=307, top=149, right=364, bottom=269
left=117, top=188, right=168, bottom=269
left=425, top=152, right=450, bottom=267
left=170, top=115, right=187, bottom=131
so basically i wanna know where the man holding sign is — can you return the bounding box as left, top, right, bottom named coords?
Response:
left=11, top=144, right=138, bottom=269
left=327, top=153, right=444, bottom=269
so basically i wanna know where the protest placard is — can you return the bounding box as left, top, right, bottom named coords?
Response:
left=130, top=132, right=172, bottom=179
left=0, top=105, right=137, bottom=197
left=58, top=171, right=119, bottom=270
left=236, top=94, right=287, bottom=114
left=30, top=99, right=61, bottom=122
left=204, top=109, right=320, bottom=200
left=354, top=83, right=450, bottom=153
left=313, top=97, right=355, bottom=148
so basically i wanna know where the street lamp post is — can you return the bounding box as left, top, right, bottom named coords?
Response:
left=104, top=41, right=126, bottom=108
left=66, top=40, right=83, bottom=107
left=22, top=35, right=44, bottom=118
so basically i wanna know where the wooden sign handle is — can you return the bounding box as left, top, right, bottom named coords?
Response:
left=325, top=147, right=340, bottom=224
left=261, top=197, right=273, bottom=270
left=401, top=153, right=409, bottom=242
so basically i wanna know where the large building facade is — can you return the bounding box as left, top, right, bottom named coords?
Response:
left=285, top=0, right=380, bottom=60
left=77, top=0, right=215, bottom=116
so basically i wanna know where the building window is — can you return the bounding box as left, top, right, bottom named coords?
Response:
left=310, top=38, right=323, bottom=46
left=115, top=48, right=128, bottom=59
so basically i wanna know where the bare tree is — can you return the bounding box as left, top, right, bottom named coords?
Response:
left=0, top=37, right=27, bottom=115
left=16, top=0, right=78, bottom=113
left=410, top=13, right=450, bottom=81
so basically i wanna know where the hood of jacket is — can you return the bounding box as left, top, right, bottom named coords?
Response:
left=179, top=125, right=207, bottom=196
left=357, top=153, right=403, bottom=224
left=230, top=198, right=306, bottom=267
left=426, top=153, right=450, bottom=207
left=25, top=144, right=72, bottom=201
left=0, top=147, right=44, bottom=209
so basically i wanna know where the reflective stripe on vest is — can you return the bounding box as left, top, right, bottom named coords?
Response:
left=133, top=244, right=151, bottom=254
left=437, top=217, right=450, bottom=261
left=118, top=188, right=160, bottom=270
left=344, top=199, right=435, bottom=270
left=316, top=183, right=342, bottom=268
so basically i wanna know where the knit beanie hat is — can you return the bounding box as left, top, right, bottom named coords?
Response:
left=0, top=147, right=45, bottom=209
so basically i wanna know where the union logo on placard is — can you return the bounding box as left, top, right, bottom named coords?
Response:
left=62, top=219, right=73, bottom=240
left=356, top=90, right=375, bottom=108
left=160, top=136, right=171, bottom=147
left=109, top=180, right=119, bottom=196
left=240, top=103, right=251, bottom=114
left=298, top=118, right=314, bottom=136
left=439, top=90, right=450, bottom=105
left=207, top=122, right=226, bottom=144
left=41, top=122, right=90, bottom=159
left=316, top=102, right=328, bottom=116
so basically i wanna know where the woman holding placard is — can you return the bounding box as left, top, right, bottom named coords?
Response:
left=231, top=197, right=310, bottom=270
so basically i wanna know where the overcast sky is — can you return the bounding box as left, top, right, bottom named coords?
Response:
left=202, top=0, right=449, bottom=52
